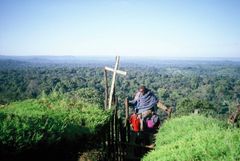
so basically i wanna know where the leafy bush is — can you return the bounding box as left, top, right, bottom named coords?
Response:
left=175, top=98, right=216, bottom=117
left=0, top=90, right=110, bottom=151
left=143, top=115, right=240, bottom=161
left=66, top=88, right=104, bottom=106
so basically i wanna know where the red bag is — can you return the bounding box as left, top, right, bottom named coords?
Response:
left=129, top=113, right=140, bottom=132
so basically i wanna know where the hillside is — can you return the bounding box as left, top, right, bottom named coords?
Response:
left=143, top=115, right=240, bottom=161
left=0, top=89, right=110, bottom=155
left=1, top=57, right=240, bottom=160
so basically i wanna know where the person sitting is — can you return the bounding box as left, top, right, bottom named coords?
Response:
left=129, top=86, right=159, bottom=131
left=129, top=86, right=158, bottom=111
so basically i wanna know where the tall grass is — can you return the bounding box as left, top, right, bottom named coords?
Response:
left=143, top=115, right=240, bottom=161
left=0, top=90, right=110, bottom=151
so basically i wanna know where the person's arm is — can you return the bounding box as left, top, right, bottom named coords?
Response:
left=157, top=101, right=168, bottom=111
left=129, top=91, right=141, bottom=104
left=129, top=99, right=137, bottom=104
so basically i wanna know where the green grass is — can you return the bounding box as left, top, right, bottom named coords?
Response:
left=0, top=90, right=111, bottom=151
left=142, top=115, right=240, bottom=161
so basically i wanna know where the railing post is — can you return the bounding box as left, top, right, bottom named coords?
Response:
left=125, top=98, right=130, bottom=142
left=104, top=69, right=108, bottom=110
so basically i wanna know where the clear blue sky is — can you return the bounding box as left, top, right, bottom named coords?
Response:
left=0, top=0, right=239, bottom=57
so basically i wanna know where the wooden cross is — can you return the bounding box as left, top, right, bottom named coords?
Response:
left=105, top=56, right=127, bottom=109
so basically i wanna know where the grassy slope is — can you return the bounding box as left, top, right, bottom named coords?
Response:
left=0, top=91, right=110, bottom=151
left=143, top=115, right=240, bottom=161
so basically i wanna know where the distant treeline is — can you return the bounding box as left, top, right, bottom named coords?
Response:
left=0, top=58, right=240, bottom=119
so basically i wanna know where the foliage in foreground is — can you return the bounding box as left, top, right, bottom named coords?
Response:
left=0, top=89, right=110, bottom=151
left=143, top=115, right=240, bottom=161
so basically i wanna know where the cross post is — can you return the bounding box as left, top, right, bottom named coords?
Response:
left=105, top=56, right=127, bottom=109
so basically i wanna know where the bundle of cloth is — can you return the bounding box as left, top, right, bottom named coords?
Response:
left=136, top=91, right=158, bottom=114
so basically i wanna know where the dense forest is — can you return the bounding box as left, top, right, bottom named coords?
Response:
left=1, top=56, right=240, bottom=119
left=1, top=56, right=240, bottom=161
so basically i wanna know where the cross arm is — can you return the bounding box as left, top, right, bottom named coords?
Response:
left=105, top=66, right=127, bottom=76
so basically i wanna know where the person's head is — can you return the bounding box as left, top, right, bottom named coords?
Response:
left=139, top=85, right=148, bottom=95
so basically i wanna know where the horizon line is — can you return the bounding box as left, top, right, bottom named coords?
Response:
left=0, top=54, right=240, bottom=59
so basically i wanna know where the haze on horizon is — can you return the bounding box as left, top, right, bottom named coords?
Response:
left=0, top=0, right=239, bottom=58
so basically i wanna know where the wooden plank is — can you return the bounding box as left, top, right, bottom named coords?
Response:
left=228, top=105, right=240, bottom=124
left=111, top=114, right=114, bottom=159
left=105, top=66, right=127, bottom=76
left=108, top=56, right=120, bottom=109
left=125, top=98, right=129, bottom=127
left=157, top=101, right=172, bottom=119
left=125, top=98, right=130, bottom=142
left=108, top=116, right=112, bottom=160
left=119, top=118, right=125, bottom=161
left=104, top=69, right=109, bottom=109
left=114, top=98, right=119, bottom=161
